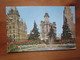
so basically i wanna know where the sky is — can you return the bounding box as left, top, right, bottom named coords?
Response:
left=6, top=6, right=75, bottom=37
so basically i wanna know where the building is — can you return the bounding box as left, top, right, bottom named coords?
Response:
left=63, top=6, right=75, bottom=38
left=6, top=7, right=27, bottom=42
left=40, top=13, right=56, bottom=43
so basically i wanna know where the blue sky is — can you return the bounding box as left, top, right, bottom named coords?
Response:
left=6, top=6, right=75, bottom=37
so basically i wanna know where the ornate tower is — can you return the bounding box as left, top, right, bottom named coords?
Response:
left=44, top=13, right=49, bottom=23
left=6, top=7, right=27, bottom=42
left=40, top=13, right=50, bottom=41
left=44, top=13, right=50, bottom=35
left=63, top=6, right=75, bottom=38
left=7, top=7, right=20, bottom=42
left=8, top=7, right=20, bottom=17
left=40, top=13, right=56, bottom=43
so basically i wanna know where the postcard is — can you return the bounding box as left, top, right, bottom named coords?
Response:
left=6, top=6, right=76, bottom=52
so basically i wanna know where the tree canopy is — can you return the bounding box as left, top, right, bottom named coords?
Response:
left=61, top=18, right=72, bottom=39
left=28, top=21, right=40, bottom=40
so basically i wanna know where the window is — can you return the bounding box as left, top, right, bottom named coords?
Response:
left=13, top=34, right=15, bottom=38
left=13, top=30, right=15, bottom=33
left=13, top=26, right=15, bottom=28
left=9, top=26, right=11, bottom=29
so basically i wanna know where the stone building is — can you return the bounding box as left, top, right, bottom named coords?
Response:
left=63, top=6, right=75, bottom=38
left=6, top=7, right=27, bottom=42
left=40, top=13, right=56, bottom=43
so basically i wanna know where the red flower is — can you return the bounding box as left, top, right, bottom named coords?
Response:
left=15, top=45, right=18, bottom=48
left=7, top=43, right=11, bottom=46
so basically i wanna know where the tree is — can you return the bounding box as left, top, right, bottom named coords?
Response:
left=48, top=25, right=56, bottom=43
left=28, top=21, right=40, bottom=40
left=61, top=17, right=72, bottom=39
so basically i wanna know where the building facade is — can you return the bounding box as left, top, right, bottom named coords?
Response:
left=63, top=6, right=75, bottom=38
left=40, top=13, right=56, bottom=43
left=6, top=7, right=27, bottom=42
